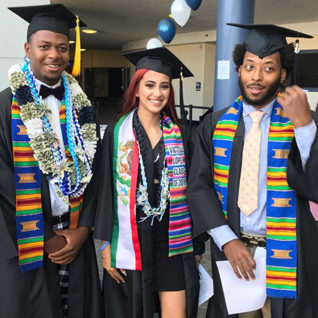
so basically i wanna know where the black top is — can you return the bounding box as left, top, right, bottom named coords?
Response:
left=132, top=110, right=169, bottom=227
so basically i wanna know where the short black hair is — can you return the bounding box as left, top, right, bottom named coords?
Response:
left=232, top=43, right=295, bottom=87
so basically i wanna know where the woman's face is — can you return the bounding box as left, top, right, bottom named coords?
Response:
left=136, top=70, right=171, bottom=116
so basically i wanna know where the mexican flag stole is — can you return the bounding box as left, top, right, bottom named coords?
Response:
left=212, top=96, right=297, bottom=298
left=111, top=111, right=193, bottom=270
left=12, top=97, right=83, bottom=272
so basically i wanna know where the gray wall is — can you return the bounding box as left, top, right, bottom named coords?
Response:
left=0, top=0, right=49, bottom=91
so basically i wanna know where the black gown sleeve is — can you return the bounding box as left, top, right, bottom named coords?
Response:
left=180, top=124, right=207, bottom=255
left=186, top=113, right=228, bottom=238
left=78, top=137, right=102, bottom=228
left=287, top=112, right=318, bottom=203
left=93, top=126, right=114, bottom=241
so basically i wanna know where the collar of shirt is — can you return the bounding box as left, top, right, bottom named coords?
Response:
left=242, top=98, right=275, bottom=120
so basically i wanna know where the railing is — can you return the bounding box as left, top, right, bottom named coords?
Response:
left=175, top=104, right=212, bottom=129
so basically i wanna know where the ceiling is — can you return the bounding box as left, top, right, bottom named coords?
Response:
left=51, top=0, right=318, bottom=50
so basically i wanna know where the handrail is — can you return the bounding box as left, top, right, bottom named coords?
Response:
left=175, top=104, right=212, bottom=129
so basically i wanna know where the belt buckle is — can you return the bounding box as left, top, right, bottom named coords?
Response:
left=241, top=234, right=266, bottom=248
left=249, top=238, right=259, bottom=247
left=241, top=235, right=251, bottom=246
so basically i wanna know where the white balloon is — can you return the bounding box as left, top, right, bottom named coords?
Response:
left=146, top=38, right=163, bottom=49
left=171, top=0, right=191, bottom=27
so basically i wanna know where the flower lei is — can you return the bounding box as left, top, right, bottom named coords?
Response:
left=136, top=142, right=170, bottom=224
left=8, top=59, right=98, bottom=199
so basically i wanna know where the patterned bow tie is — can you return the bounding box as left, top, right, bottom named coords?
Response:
left=39, top=84, right=65, bottom=100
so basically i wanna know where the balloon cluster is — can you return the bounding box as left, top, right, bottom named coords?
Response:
left=146, top=0, right=203, bottom=49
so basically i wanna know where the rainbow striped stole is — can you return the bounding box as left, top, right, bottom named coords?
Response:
left=12, top=98, right=83, bottom=272
left=266, top=105, right=296, bottom=298
left=212, top=97, right=297, bottom=298
left=162, top=116, right=193, bottom=256
left=12, top=96, right=44, bottom=272
left=111, top=111, right=193, bottom=270
left=213, top=96, right=243, bottom=219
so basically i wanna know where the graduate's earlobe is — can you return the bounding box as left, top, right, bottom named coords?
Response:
left=24, top=42, right=31, bottom=59
left=280, top=68, right=287, bottom=83
left=238, top=66, right=242, bottom=77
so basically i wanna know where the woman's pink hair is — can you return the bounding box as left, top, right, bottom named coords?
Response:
left=117, top=68, right=179, bottom=123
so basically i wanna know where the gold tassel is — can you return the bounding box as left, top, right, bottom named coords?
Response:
left=72, top=15, right=81, bottom=77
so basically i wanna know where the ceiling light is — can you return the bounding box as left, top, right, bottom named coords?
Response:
left=80, top=48, right=86, bottom=52
left=69, top=40, right=75, bottom=44
left=82, top=28, right=98, bottom=34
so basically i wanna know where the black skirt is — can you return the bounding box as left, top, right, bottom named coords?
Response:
left=138, top=206, right=186, bottom=292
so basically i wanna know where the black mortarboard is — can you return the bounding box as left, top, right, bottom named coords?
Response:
left=8, top=4, right=86, bottom=39
left=227, top=23, right=313, bottom=58
left=123, top=47, right=193, bottom=79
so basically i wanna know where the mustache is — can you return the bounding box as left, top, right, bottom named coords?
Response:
left=247, top=83, right=265, bottom=88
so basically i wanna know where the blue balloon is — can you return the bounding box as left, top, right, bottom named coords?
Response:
left=185, top=0, right=202, bottom=11
left=157, top=18, right=176, bottom=44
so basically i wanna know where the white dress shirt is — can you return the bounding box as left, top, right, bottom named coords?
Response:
left=35, top=79, right=69, bottom=216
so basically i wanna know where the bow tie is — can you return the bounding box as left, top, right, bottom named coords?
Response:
left=39, top=84, right=65, bottom=100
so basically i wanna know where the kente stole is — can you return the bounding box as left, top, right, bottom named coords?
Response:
left=12, top=97, right=83, bottom=272
left=212, top=96, right=297, bottom=298
left=111, top=111, right=193, bottom=270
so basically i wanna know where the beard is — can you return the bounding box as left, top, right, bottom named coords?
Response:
left=239, top=76, right=281, bottom=107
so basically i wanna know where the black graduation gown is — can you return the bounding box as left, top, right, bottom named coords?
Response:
left=187, top=107, right=318, bottom=318
left=0, top=87, right=104, bottom=318
left=94, top=121, right=200, bottom=318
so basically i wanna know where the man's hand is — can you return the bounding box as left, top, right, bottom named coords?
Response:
left=48, top=226, right=90, bottom=265
left=223, top=239, right=256, bottom=281
left=101, top=243, right=125, bottom=283
left=277, top=85, right=312, bottom=128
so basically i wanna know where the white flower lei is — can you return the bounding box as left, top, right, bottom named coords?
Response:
left=8, top=62, right=98, bottom=198
left=136, top=142, right=170, bottom=224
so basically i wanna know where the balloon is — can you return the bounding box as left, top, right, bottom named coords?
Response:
left=171, top=0, right=191, bottom=27
left=146, top=38, right=163, bottom=49
left=185, top=0, right=202, bottom=11
left=157, top=18, right=176, bottom=44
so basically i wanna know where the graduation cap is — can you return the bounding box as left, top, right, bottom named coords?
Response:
left=8, top=4, right=86, bottom=39
left=123, top=47, right=193, bottom=79
left=227, top=23, right=313, bottom=58
left=9, top=4, right=86, bottom=77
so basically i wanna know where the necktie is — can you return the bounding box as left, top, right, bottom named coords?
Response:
left=39, top=84, right=65, bottom=100
left=238, top=110, right=265, bottom=216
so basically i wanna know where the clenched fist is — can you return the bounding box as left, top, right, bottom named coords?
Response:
left=277, top=85, right=312, bottom=128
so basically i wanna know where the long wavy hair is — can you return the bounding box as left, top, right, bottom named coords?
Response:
left=117, top=68, right=179, bottom=123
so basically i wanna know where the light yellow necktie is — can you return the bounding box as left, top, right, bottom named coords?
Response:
left=238, top=110, right=265, bottom=216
